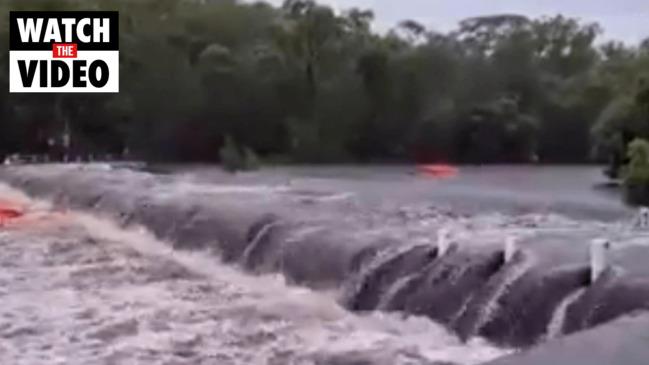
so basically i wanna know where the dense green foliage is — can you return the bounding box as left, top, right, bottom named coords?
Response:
left=219, top=135, right=260, bottom=171
left=623, top=138, right=649, bottom=205
left=2, top=0, right=649, bottom=165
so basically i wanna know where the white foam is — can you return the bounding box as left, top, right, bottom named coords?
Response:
left=0, top=183, right=509, bottom=365
left=73, top=212, right=511, bottom=365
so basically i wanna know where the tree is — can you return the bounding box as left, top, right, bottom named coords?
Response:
left=0, top=0, right=643, bottom=166
left=623, top=138, right=649, bottom=205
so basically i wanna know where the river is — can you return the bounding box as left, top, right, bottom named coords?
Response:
left=0, top=164, right=644, bottom=365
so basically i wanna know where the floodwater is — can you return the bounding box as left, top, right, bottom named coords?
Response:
left=0, top=183, right=506, bottom=365
left=161, top=165, right=631, bottom=221
left=1, top=164, right=646, bottom=365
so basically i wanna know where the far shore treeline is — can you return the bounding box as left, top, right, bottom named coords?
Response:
left=2, top=0, right=649, bottom=167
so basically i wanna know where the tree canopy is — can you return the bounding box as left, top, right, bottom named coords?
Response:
left=2, top=0, right=649, bottom=165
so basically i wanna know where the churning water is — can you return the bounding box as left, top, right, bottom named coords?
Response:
left=0, top=182, right=507, bottom=365
left=3, top=164, right=649, bottom=364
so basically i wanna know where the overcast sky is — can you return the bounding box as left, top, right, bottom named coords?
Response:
left=262, top=0, right=649, bottom=44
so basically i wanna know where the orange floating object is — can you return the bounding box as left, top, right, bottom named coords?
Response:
left=417, top=164, right=459, bottom=178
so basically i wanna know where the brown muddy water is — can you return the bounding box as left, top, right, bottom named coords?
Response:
left=0, top=183, right=505, bottom=365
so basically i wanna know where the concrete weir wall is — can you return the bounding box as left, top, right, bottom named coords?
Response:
left=486, top=313, right=649, bottom=365
left=3, top=164, right=649, bottom=353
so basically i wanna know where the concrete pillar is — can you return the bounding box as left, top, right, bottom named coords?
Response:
left=590, top=238, right=611, bottom=284
left=437, top=228, right=453, bottom=256
left=639, top=207, right=649, bottom=229
left=505, top=235, right=518, bottom=263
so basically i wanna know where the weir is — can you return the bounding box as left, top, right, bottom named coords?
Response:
left=2, top=164, right=649, bottom=351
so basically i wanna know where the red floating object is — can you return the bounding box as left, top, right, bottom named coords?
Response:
left=0, top=208, right=23, bottom=219
left=417, top=164, right=459, bottom=178
left=0, top=203, right=24, bottom=225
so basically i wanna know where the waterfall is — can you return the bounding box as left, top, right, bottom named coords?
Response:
left=454, top=253, right=534, bottom=340
left=546, top=288, right=586, bottom=339
left=241, top=220, right=283, bottom=270
left=342, top=244, right=436, bottom=310
left=377, top=273, right=422, bottom=310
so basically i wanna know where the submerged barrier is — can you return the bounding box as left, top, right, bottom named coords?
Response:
left=1, top=164, right=649, bottom=349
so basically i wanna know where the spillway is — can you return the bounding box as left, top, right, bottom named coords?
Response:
left=3, top=163, right=649, bottom=356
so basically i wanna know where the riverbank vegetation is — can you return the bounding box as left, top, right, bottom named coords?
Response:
left=623, top=139, right=649, bottom=205
left=2, top=0, right=649, bottom=166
